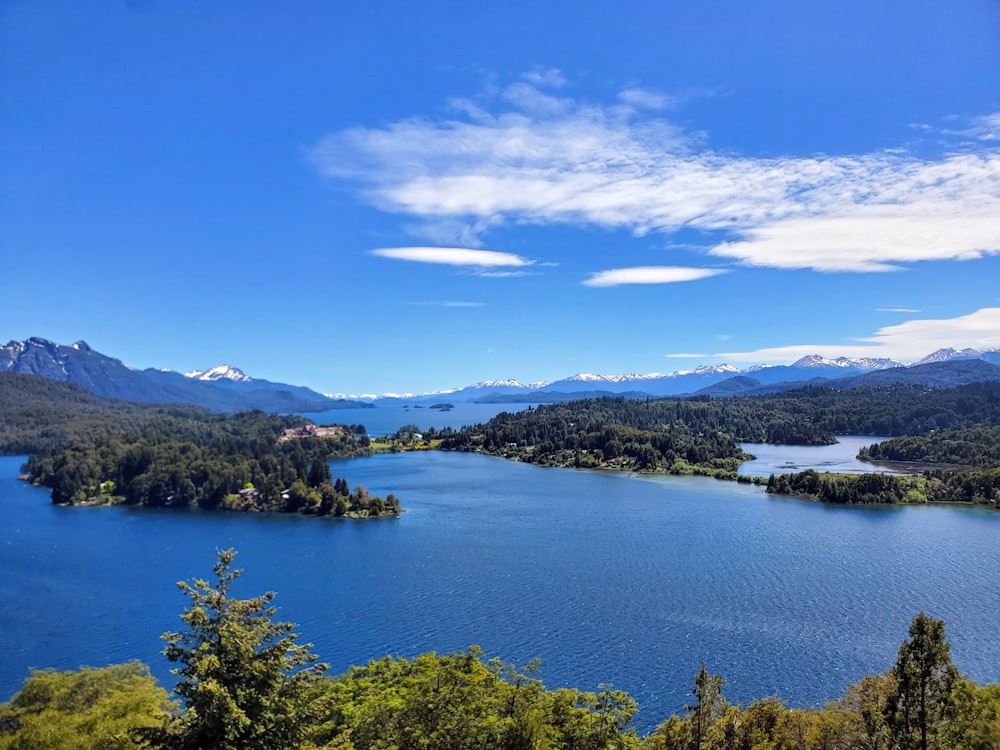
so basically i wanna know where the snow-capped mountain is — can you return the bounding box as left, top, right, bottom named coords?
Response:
left=561, top=372, right=666, bottom=384
left=469, top=379, right=548, bottom=390
left=0, top=338, right=364, bottom=412
left=791, top=355, right=902, bottom=370
left=398, top=350, right=999, bottom=401
left=185, top=365, right=252, bottom=383
left=914, top=348, right=985, bottom=365
left=372, top=378, right=550, bottom=404
left=7, top=337, right=1000, bottom=410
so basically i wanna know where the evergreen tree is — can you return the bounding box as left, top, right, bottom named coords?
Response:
left=141, top=549, right=327, bottom=750
left=886, top=612, right=969, bottom=750
left=685, top=663, right=727, bottom=750
left=307, top=459, right=331, bottom=488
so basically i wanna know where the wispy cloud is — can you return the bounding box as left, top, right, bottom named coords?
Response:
left=372, top=246, right=533, bottom=267
left=476, top=270, right=533, bottom=278
left=416, top=300, right=485, bottom=308
left=876, top=307, right=921, bottom=314
left=583, top=266, right=725, bottom=287
left=942, top=113, right=1000, bottom=141
left=618, top=87, right=675, bottom=110
left=314, top=83, right=1000, bottom=274
left=715, top=307, right=1000, bottom=364
left=522, top=67, right=566, bottom=89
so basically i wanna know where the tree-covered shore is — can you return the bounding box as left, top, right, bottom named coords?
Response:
left=2, top=550, right=998, bottom=749
left=0, top=373, right=400, bottom=517
left=435, top=383, right=1000, bottom=506
left=6, top=370, right=1000, bottom=510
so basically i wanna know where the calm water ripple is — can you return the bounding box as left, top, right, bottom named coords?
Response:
left=1, top=452, right=998, bottom=732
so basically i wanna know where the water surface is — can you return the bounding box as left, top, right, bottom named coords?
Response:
left=2, top=452, right=997, bottom=732
left=300, top=402, right=537, bottom=436
left=738, top=436, right=902, bottom=477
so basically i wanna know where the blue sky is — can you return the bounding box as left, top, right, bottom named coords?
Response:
left=2, top=1, right=998, bottom=396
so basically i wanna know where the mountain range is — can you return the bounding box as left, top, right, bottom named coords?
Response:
left=0, top=338, right=367, bottom=413
left=3, top=337, right=1000, bottom=412
left=371, top=349, right=1000, bottom=403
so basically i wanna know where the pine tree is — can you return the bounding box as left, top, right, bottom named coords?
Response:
left=142, top=549, right=327, bottom=749
left=886, top=612, right=969, bottom=750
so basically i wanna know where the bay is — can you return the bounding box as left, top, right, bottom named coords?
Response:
left=738, top=435, right=904, bottom=477
left=1, top=451, right=998, bottom=733
left=299, top=402, right=538, bottom=436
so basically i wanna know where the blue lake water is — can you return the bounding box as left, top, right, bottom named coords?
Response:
left=2, top=451, right=998, bottom=733
left=300, top=402, right=538, bottom=436
left=738, top=436, right=902, bottom=477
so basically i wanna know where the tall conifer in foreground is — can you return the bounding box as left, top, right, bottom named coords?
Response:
left=140, top=549, right=327, bottom=750
left=886, top=612, right=970, bottom=750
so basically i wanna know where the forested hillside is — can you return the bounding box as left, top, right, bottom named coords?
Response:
left=767, top=417, right=1000, bottom=507
left=1, top=373, right=398, bottom=517
left=859, top=425, right=1000, bottom=467
left=440, top=381, right=1000, bottom=477
left=0, top=372, right=208, bottom=455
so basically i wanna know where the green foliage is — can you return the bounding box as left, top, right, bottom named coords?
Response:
left=0, top=372, right=210, bottom=457
left=859, top=426, right=1000, bottom=468
left=642, top=613, right=999, bottom=750
left=141, top=549, right=329, bottom=749
left=886, top=612, right=971, bottom=750
left=440, top=398, right=754, bottom=475
left=0, top=662, right=173, bottom=750
left=4, top=554, right=1000, bottom=750
left=686, top=664, right=726, bottom=750
left=767, top=468, right=1000, bottom=507
left=315, top=648, right=639, bottom=750
left=444, top=381, right=1000, bottom=460
left=7, top=394, right=399, bottom=515
left=440, top=380, right=1000, bottom=479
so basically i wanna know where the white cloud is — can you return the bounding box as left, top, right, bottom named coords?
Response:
left=716, top=307, right=1000, bottom=364
left=942, top=113, right=1000, bottom=141
left=618, top=87, right=675, bottom=110
left=371, top=246, right=533, bottom=267
left=314, top=83, right=1000, bottom=273
left=583, top=266, right=726, bottom=287
left=522, top=67, right=566, bottom=89
left=876, top=307, right=921, bottom=313
left=420, top=301, right=484, bottom=307
left=476, top=270, right=533, bottom=278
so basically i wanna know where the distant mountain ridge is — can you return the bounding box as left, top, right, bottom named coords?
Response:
left=370, top=348, right=1000, bottom=403
left=6, top=337, right=1000, bottom=411
left=0, top=338, right=367, bottom=413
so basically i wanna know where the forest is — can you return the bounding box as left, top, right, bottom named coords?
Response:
left=438, top=381, right=1000, bottom=484
left=858, top=425, right=1000, bottom=466
left=768, top=426, right=1000, bottom=506
left=7, top=372, right=1000, bottom=509
left=0, top=373, right=399, bottom=517
left=1, top=549, right=997, bottom=749
left=765, top=467, right=1000, bottom=506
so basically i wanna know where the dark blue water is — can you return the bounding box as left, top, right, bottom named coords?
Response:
left=2, top=453, right=998, bottom=732
left=300, top=402, right=537, bottom=436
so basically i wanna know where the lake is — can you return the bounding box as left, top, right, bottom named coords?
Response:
left=300, top=402, right=538, bottom=436
left=2, top=449, right=998, bottom=733
left=738, top=435, right=903, bottom=477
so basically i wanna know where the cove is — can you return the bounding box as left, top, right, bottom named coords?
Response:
left=2, top=452, right=998, bottom=732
